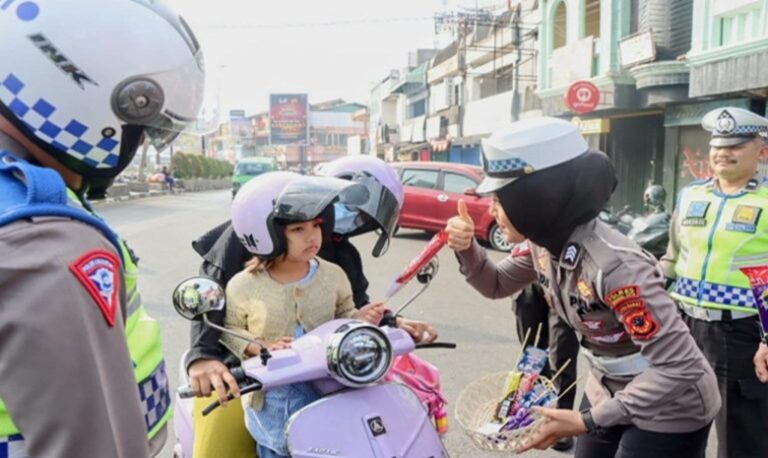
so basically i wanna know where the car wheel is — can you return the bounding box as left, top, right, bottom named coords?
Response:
left=489, top=224, right=513, bottom=252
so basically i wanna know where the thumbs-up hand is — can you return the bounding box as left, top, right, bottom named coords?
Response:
left=446, top=199, right=475, bottom=251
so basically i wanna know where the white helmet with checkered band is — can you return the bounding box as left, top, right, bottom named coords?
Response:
left=0, top=0, right=207, bottom=181
left=477, top=117, right=589, bottom=194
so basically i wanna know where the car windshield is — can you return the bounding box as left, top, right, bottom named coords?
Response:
left=236, top=163, right=270, bottom=175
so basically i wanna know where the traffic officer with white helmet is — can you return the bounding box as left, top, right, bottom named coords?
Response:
left=0, top=1, right=206, bottom=456
left=446, top=117, right=720, bottom=457
left=661, top=106, right=768, bottom=458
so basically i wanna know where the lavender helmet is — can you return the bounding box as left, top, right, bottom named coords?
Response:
left=231, top=171, right=369, bottom=259
left=318, top=156, right=404, bottom=257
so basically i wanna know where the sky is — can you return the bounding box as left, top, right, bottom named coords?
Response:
left=165, top=0, right=509, bottom=116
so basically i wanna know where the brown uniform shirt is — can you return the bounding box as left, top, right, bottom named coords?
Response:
left=457, top=219, right=720, bottom=433
left=0, top=217, right=149, bottom=457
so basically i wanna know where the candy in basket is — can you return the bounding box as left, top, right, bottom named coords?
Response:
left=455, top=326, right=575, bottom=452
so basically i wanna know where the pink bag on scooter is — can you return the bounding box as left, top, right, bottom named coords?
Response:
left=384, top=353, right=448, bottom=434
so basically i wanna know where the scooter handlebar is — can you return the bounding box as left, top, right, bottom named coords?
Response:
left=415, top=342, right=457, bottom=350
left=177, top=367, right=250, bottom=399
left=202, top=381, right=263, bottom=416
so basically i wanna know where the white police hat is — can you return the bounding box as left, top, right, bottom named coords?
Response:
left=477, top=117, right=589, bottom=194
left=702, top=107, right=768, bottom=147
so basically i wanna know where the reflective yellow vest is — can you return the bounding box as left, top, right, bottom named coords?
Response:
left=0, top=192, right=171, bottom=440
left=671, top=176, right=768, bottom=314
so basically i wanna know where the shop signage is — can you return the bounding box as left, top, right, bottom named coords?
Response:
left=565, top=81, right=600, bottom=114
left=619, top=31, right=656, bottom=68
left=571, top=117, right=611, bottom=134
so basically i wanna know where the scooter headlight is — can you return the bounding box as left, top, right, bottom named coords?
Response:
left=327, top=323, right=392, bottom=387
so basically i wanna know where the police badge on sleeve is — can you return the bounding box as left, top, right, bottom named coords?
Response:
left=69, top=250, right=121, bottom=327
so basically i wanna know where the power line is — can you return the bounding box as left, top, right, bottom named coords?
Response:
left=198, top=16, right=435, bottom=29
left=196, top=15, right=537, bottom=31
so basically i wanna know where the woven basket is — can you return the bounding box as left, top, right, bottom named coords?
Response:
left=455, top=372, right=554, bottom=452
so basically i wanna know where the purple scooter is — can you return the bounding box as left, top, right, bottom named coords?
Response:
left=171, top=259, right=453, bottom=458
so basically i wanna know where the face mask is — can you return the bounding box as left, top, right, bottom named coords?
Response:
left=334, top=202, right=365, bottom=234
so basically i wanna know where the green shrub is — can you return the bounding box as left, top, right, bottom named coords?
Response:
left=172, top=153, right=192, bottom=179
left=171, top=153, right=232, bottom=178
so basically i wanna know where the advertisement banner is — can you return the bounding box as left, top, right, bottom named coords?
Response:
left=270, top=94, right=308, bottom=145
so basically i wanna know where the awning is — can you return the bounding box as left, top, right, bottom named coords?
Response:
left=429, top=137, right=452, bottom=152
left=390, top=62, right=429, bottom=95
left=396, top=142, right=430, bottom=155
left=451, top=134, right=486, bottom=147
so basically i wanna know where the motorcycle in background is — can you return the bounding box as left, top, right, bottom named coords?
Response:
left=599, top=185, right=670, bottom=259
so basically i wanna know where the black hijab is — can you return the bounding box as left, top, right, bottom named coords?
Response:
left=496, top=149, right=617, bottom=255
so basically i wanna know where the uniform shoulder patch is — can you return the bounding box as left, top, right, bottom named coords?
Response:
left=604, top=285, right=640, bottom=308
left=622, top=309, right=659, bottom=341
left=560, top=242, right=582, bottom=269
left=69, top=250, right=121, bottom=327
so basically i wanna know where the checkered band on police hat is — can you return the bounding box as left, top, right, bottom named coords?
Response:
left=476, top=117, right=588, bottom=194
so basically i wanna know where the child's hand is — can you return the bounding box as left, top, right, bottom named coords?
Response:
left=266, top=336, right=294, bottom=351
left=187, top=358, right=240, bottom=406
left=355, top=301, right=386, bottom=325
left=397, top=318, right=438, bottom=343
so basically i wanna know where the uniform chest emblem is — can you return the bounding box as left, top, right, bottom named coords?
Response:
left=726, top=205, right=761, bottom=233
left=69, top=250, right=121, bottom=327
left=537, top=252, right=550, bottom=271
left=682, top=201, right=709, bottom=226
left=577, top=280, right=593, bottom=300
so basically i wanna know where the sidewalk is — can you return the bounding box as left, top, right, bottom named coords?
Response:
left=91, top=180, right=230, bottom=207
left=90, top=188, right=178, bottom=207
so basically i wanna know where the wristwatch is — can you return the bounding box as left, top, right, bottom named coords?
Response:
left=580, top=408, right=603, bottom=436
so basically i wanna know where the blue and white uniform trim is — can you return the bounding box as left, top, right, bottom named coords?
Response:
left=0, top=434, right=25, bottom=458
left=675, top=277, right=756, bottom=309
left=139, top=361, right=171, bottom=433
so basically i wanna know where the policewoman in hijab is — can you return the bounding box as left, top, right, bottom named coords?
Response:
left=445, top=117, right=720, bottom=457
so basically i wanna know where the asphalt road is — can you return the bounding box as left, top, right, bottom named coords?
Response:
left=99, top=190, right=716, bottom=458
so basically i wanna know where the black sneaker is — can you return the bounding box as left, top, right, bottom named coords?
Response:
left=551, top=436, right=574, bottom=451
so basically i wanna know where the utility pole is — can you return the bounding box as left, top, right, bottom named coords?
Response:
left=137, top=139, right=150, bottom=182
left=511, top=3, right=522, bottom=122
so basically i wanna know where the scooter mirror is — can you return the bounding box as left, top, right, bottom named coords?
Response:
left=172, top=276, right=226, bottom=321
left=416, top=257, right=439, bottom=284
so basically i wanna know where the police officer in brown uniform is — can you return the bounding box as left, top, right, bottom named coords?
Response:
left=446, top=117, right=720, bottom=457
left=0, top=1, right=206, bottom=456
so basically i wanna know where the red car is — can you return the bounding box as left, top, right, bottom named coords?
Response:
left=391, top=161, right=512, bottom=251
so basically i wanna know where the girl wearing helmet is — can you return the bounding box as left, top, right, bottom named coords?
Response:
left=220, top=171, right=384, bottom=458
left=185, top=160, right=434, bottom=458
left=445, top=118, right=718, bottom=458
